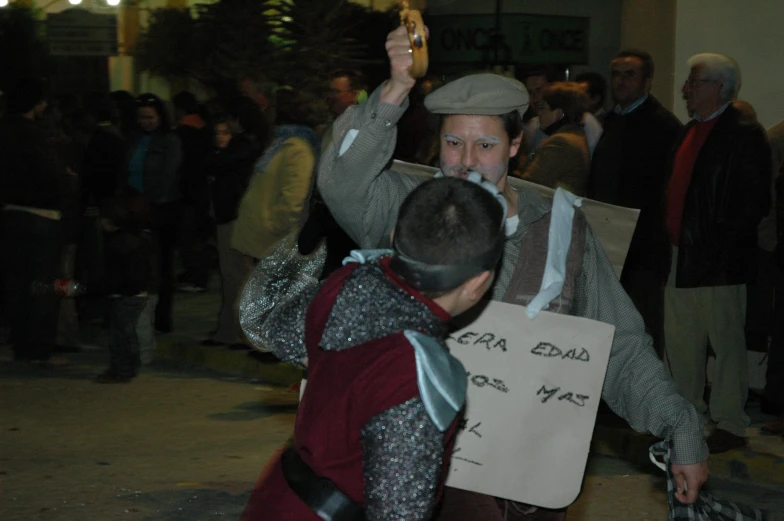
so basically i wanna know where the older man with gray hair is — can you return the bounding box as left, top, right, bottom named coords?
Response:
left=664, top=53, right=771, bottom=453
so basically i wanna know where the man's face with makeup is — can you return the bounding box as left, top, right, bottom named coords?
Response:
left=439, top=114, right=521, bottom=187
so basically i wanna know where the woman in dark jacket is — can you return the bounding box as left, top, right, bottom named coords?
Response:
left=202, top=97, right=266, bottom=348
left=123, top=93, right=182, bottom=333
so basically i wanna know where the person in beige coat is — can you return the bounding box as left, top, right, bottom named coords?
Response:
left=515, top=82, right=591, bottom=196
left=232, top=90, right=320, bottom=262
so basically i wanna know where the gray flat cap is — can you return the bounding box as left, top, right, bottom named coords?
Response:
left=424, top=73, right=529, bottom=117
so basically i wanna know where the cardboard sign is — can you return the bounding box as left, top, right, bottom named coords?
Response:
left=444, top=300, right=615, bottom=508
left=391, top=160, right=641, bottom=279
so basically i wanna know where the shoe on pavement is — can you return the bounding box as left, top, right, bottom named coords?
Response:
left=95, top=371, right=133, bottom=384
left=707, top=428, right=748, bottom=453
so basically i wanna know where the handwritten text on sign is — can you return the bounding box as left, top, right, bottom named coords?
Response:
left=444, top=300, right=615, bottom=509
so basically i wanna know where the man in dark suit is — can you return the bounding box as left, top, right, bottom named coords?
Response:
left=589, top=49, right=683, bottom=356
left=173, top=91, right=212, bottom=292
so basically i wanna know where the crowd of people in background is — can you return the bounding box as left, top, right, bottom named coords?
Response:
left=0, top=47, right=781, bottom=447
left=0, top=74, right=325, bottom=378
left=514, top=51, right=782, bottom=450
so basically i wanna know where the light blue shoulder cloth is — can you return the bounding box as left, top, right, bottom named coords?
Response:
left=403, top=330, right=467, bottom=431
left=342, top=249, right=393, bottom=265
left=526, top=187, right=583, bottom=319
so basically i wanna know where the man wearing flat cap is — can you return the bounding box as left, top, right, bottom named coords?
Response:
left=317, top=25, right=709, bottom=520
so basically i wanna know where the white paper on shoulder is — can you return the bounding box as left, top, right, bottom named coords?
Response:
left=444, top=300, right=615, bottom=508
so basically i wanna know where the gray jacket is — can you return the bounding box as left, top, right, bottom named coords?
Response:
left=317, top=86, right=708, bottom=466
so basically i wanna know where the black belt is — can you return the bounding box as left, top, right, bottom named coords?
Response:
left=280, top=447, right=366, bottom=521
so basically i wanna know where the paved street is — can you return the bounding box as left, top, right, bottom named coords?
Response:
left=0, top=349, right=292, bottom=521
left=2, top=346, right=782, bottom=521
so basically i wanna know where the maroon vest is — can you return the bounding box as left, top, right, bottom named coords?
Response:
left=243, top=262, right=458, bottom=520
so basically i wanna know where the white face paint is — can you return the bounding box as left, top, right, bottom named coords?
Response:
left=438, top=114, right=521, bottom=188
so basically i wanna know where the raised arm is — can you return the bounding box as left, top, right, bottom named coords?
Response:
left=317, top=26, right=424, bottom=249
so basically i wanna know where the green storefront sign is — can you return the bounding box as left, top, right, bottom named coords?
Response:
left=428, top=14, right=589, bottom=65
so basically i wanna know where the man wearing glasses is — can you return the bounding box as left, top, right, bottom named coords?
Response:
left=664, top=53, right=771, bottom=453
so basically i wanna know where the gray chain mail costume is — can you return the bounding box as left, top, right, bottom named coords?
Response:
left=241, top=254, right=454, bottom=521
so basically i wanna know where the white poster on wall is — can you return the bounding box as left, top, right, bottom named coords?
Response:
left=444, top=300, right=616, bottom=509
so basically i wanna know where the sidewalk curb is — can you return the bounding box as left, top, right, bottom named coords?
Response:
left=156, top=336, right=784, bottom=488
left=155, top=336, right=303, bottom=387
left=590, top=424, right=784, bottom=488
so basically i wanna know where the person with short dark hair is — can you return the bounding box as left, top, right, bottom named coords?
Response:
left=520, top=65, right=603, bottom=157
left=0, top=77, right=69, bottom=365
left=79, top=94, right=128, bottom=328
left=615, top=49, right=655, bottom=80
left=574, top=71, right=607, bottom=120
left=515, top=82, right=591, bottom=195
left=96, top=196, right=153, bottom=383
left=172, top=90, right=213, bottom=293
left=327, top=69, right=367, bottom=119
left=518, top=65, right=564, bottom=123
left=172, top=91, right=200, bottom=117
left=588, top=49, right=684, bottom=357
left=239, top=73, right=273, bottom=112
left=239, top=176, right=504, bottom=521
left=81, top=94, right=126, bottom=206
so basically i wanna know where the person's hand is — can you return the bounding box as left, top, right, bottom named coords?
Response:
left=380, top=25, right=421, bottom=105
left=671, top=460, right=709, bottom=504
